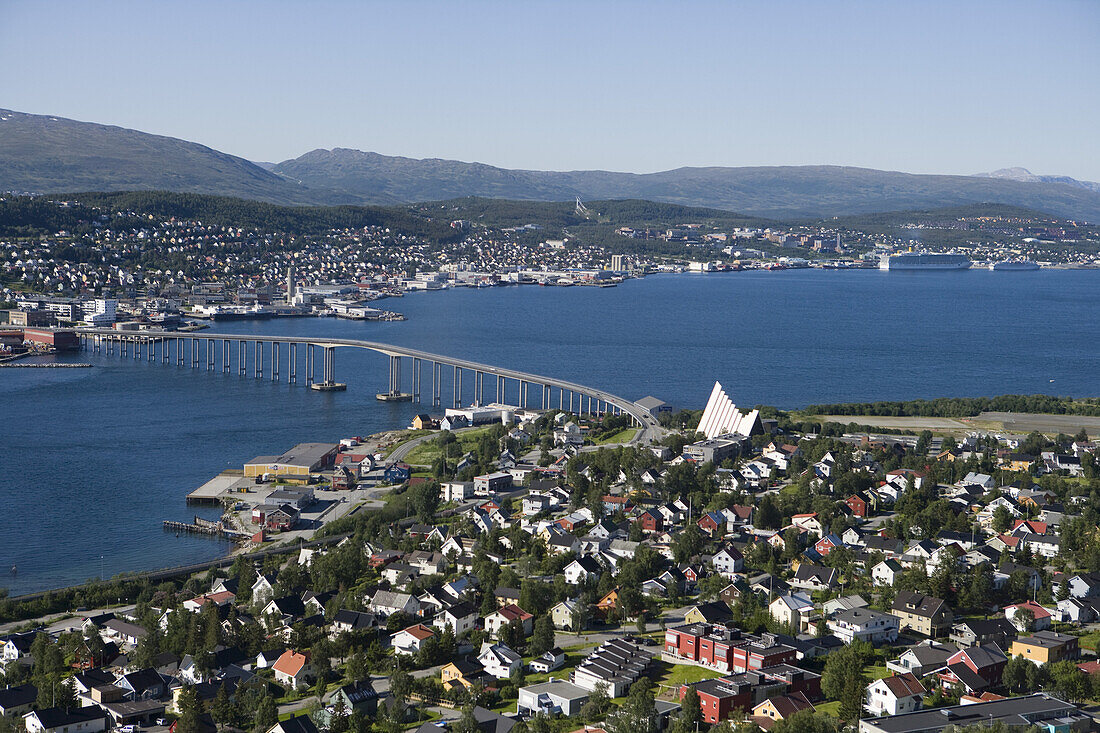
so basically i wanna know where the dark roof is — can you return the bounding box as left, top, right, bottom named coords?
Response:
left=118, top=668, right=164, bottom=694
left=690, top=601, right=733, bottom=623
left=29, top=707, right=108, bottom=728
left=276, top=715, right=321, bottom=733
left=861, top=693, right=1083, bottom=733
left=892, top=591, right=949, bottom=618
left=337, top=680, right=378, bottom=705
left=0, top=683, right=36, bottom=709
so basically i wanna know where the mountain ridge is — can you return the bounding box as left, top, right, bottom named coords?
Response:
left=3, top=108, right=1100, bottom=222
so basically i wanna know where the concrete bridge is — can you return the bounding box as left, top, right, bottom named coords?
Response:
left=74, top=328, right=659, bottom=433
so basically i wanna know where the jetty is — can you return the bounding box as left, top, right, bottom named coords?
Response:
left=164, top=516, right=249, bottom=542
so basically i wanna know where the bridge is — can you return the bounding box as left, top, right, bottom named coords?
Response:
left=74, top=328, right=660, bottom=435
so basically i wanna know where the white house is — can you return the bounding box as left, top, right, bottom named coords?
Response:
left=272, top=650, right=314, bottom=691
left=872, top=559, right=902, bottom=587
left=390, top=624, right=436, bottom=656
left=865, top=673, right=925, bottom=716
left=828, top=608, right=899, bottom=644
left=564, top=557, right=602, bottom=585
left=711, top=546, right=745, bottom=577
left=478, top=642, right=523, bottom=679
left=24, top=708, right=107, bottom=733
left=434, top=603, right=478, bottom=636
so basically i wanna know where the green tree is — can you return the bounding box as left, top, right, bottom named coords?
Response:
left=210, top=683, right=235, bottom=728
left=992, top=505, right=1013, bottom=533
left=254, top=691, right=278, bottom=733
left=529, top=615, right=556, bottom=657
left=175, top=684, right=204, bottom=733
left=671, top=687, right=702, bottom=733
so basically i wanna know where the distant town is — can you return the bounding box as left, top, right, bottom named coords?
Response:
left=2, top=195, right=1100, bottom=346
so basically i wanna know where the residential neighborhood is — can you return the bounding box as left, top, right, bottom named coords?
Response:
left=2, top=399, right=1100, bottom=733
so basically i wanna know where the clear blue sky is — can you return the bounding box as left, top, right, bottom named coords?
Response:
left=2, top=0, right=1097, bottom=179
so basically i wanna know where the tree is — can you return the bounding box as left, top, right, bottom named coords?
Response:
left=329, top=696, right=351, bottom=733
left=529, top=615, right=556, bottom=657
left=453, top=706, right=481, bottom=733
left=210, top=683, right=235, bottom=728
left=254, top=690, right=278, bottom=733
left=992, top=505, right=1013, bottom=533
left=580, top=682, right=611, bottom=722
left=821, top=642, right=869, bottom=721
left=673, top=524, right=704, bottom=563
left=1012, top=606, right=1035, bottom=633
left=175, top=685, right=204, bottom=733
left=606, top=679, right=658, bottom=733
left=671, top=687, right=702, bottom=733
left=1002, top=655, right=1030, bottom=692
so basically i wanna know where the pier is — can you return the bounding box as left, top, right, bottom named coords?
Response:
left=163, top=516, right=249, bottom=541
left=73, top=327, right=659, bottom=435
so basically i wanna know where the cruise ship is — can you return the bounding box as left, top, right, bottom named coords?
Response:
left=879, top=253, right=972, bottom=270
left=990, top=259, right=1040, bottom=271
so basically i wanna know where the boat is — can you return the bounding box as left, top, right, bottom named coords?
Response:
left=990, top=260, right=1040, bottom=271
left=879, top=253, right=972, bottom=270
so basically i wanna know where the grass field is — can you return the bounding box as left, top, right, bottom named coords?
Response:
left=656, top=662, right=723, bottom=690
left=402, top=426, right=495, bottom=465
left=815, top=700, right=842, bottom=716
left=865, top=664, right=891, bottom=680
left=1076, top=630, right=1100, bottom=652
left=594, top=428, right=638, bottom=445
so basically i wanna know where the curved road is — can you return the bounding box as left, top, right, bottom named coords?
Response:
left=76, top=327, right=662, bottom=442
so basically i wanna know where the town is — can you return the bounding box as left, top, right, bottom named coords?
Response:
left=3, top=380, right=1100, bottom=733
left=3, top=194, right=1100, bottom=342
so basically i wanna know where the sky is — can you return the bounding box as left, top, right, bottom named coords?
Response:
left=2, top=0, right=1098, bottom=179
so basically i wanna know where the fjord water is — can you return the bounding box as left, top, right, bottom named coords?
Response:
left=3, top=269, right=1099, bottom=595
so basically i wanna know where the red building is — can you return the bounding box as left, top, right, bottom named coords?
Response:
left=23, top=328, right=80, bottom=350
left=637, top=508, right=663, bottom=533
left=679, top=665, right=821, bottom=724
left=937, top=643, right=1007, bottom=694
left=664, top=625, right=798, bottom=674
left=846, top=493, right=869, bottom=518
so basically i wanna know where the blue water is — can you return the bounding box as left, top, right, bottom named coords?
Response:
left=3, top=269, right=1099, bottom=595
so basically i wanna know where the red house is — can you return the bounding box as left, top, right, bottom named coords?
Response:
left=813, top=534, right=843, bottom=557
left=937, top=644, right=1008, bottom=694
left=846, top=493, right=870, bottom=518
left=637, top=508, right=663, bottom=533
left=698, top=512, right=725, bottom=537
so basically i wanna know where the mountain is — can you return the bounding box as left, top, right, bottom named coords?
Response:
left=275, top=149, right=1100, bottom=221
left=3, top=108, right=1100, bottom=222
left=973, top=167, right=1100, bottom=194
left=0, top=109, right=345, bottom=205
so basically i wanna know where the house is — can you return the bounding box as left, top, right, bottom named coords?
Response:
left=102, top=619, right=147, bottom=647
left=551, top=600, right=581, bottom=629
left=114, top=668, right=166, bottom=701
left=255, top=647, right=288, bottom=669
left=530, top=647, right=566, bottom=674
left=268, top=717, right=320, bottom=733
left=791, top=564, right=837, bottom=592
left=1067, top=572, right=1100, bottom=599
left=698, top=511, right=726, bottom=537
left=751, top=693, right=814, bottom=727
left=478, top=642, right=523, bottom=679
left=518, top=680, right=590, bottom=717
left=872, top=559, right=903, bottom=587
left=664, top=624, right=798, bottom=674
left=886, top=641, right=959, bottom=677
left=1009, top=631, right=1079, bottom=665
left=790, top=513, right=824, bottom=538
left=441, top=659, right=487, bottom=691
left=391, top=624, right=436, bottom=656
left=23, top=708, right=108, bottom=733
left=937, top=644, right=1007, bottom=694
left=434, top=602, right=478, bottom=636
left=1057, top=596, right=1100, bottom=624
left=822, top=595, right=869, bottom=618
left=859, top=693, right=1092, bottom=733
left=572, top=638, right=653, bottom=697
left=564, top=556, right=603, bottom=585
left=711, top=546, right=745, bottom=577
left=950, top=619, right=1017, bottom=649
left=331, top=609, right=376, bottom=636
left=0, top=683, right=36, bottom=717
left=828, top=608, right=899, bottom=645
left=769, top=594, right=817, bottom=634
left=865, top=673, right=925, bottom=716
left=891, top=592, right=954, bottom=638
left=273, top=650, right=314, bottom=691
left=681, top=674, right=783, bottom=725
left=474, top=471, right=512, bottom=493
left=369, top=590, right=419, bottom=617
left=596, top=589, right=620, bottom=618
left=814, top=533, right=844, bottom=557
left=685, top=601, right=734, bottom=625
left=636, top=508, right=663, bottom=533
left=325, top=680, right=378, bottom=719
left=485, top=604, right=533, bottom=638
left=1004, top=601, right=1053, bottom=632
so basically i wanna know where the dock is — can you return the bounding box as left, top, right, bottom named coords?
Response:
left=163, top=516, right=248, bottom=541
left=187, top=472, right=251, bottom=505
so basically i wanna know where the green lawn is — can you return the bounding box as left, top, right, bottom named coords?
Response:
left=657, top=662, right=723, bottom=689
left=865, top=664, right=891, bottom=681
left=815, top=700, right=842, bottom=716
left=594, top=428, right=638, bottom=445
left=403, top=426, right=496, bottom=465
left=1076, top=630, right=1100, bottom=652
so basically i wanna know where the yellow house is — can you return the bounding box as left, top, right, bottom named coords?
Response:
left=244, top=442, right=339, bottom=478
left=1009, top=631, right=1080, bottom=665
left=752, top=694, right=814, bottom=723
left=441, top=659, right=485, bottom=690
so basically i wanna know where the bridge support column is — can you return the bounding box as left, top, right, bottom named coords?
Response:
left=305, top=344, right=314, bottom=385
left=148, top=339, right=155, bottom=362
left=255, top=341, right=262, bottom=378
left=323, top=347, right=335, bottom=384
left=454, top=366, right=461, bottom=408
left=559, top=389, right=563, bottom=410
left=289, top=343, right=297, bottom=383
left=191, top=338, right=199, bottom=368
left=134, top=338, right=140, bottom=360
left=272, top=343, right=279, bottom=381
left=207, top=339, right=215, bottom=370
left=238, top=340, right=246, bottom=375
left=496, top=375, right=503, bottom=404
left=412, top=358, right=421, bottom=401
left=222, top=340, right=229, bottom=373
left=432, top=362, right=441, bottom=407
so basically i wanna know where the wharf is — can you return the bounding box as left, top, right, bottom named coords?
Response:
left=187, top=472, right=252, bottom=505
left=163, top=516, right=248, bottom=541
